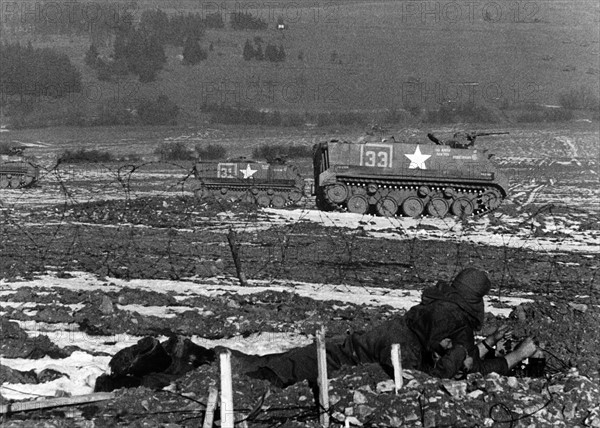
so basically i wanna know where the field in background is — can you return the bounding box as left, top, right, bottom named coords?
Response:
left=2, top=0, right=598, bottom=124
left=1, top=122, right=598, bottom=215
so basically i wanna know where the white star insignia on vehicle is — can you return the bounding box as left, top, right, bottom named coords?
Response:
left=241, top=164, right=257, bottom=179
left=405, top=146, right=431, bottom=169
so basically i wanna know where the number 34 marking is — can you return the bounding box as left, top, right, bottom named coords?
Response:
left=361, top=144, right=393, bottom=168
left=217, top=163, right=237, bottom=178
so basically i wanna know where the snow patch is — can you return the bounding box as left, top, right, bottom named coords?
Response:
left=0, top=273, right=536, bottom=400
left=0, top=352, right=109, bottom=400
left=1, top=272, right=533, bottom=318
left=263, top=209, right=600, bottom=254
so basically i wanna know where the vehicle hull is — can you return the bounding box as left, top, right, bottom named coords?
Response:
left=0, top=156, right=39, bottom=189
left=313, top=139, right=508, bottom=217
left=193, top=160, right=305, bottom=207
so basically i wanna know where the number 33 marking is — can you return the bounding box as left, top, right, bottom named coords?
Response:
left=361, top=145, right=393, bottom=168
left=364, top=150, right=389, bottom=167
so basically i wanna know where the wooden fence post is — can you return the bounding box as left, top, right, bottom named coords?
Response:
left=202, top=386, right=218, bottom=428
left=219, top=350, right=235, bottom=428
left=316, top=325, right=330, bottom=428
left=391, top=343, right=403, bottom=393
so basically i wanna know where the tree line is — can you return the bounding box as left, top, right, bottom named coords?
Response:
left=85, top=9, right=219, bottom=82
left=2, top=2, right=129, bottom=46
left=2, top=3, right=225, bottom=45
left=243, top=39, right=286, bottom=62
left=88, top=27, right=167, bottom=83
left=0, top=42, right=82, bottom=100
left=135, top=9, right=223, bottom=47
left=230, top=12, right=268, bottom=30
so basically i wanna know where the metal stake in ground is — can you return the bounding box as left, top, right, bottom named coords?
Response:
left=316, top=326, right=330, bottom=428
left=391, top=343, right=403, bottom=393
left=227, top=228, right=248, bottom=286
left=202, top=386, right=218, bottom=428
left=219, top=350, right=235, bottom=428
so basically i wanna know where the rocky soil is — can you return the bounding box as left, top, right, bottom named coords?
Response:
left=1, top=284, right=599, bottom=427
left=1, top=125, right=599, bottom=427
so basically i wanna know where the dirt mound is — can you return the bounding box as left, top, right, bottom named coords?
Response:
left=0, top=319, right=73, bottom=360
left=504, top=300, right=600, bottom=376
left=7, top=364, right=597, bottom=427
left=30, top=197, right=266, bottom=228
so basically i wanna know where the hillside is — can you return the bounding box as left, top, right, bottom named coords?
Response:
left=1, top=0, right=598, bottom=126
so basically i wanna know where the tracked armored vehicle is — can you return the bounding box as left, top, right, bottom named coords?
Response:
left=0, top=147, right=39, bottom=189
left=193, top=158, right=304, bottom=207
left=313, top=134, right=509, bottom=218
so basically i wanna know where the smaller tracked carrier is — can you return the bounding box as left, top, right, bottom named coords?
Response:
left=313, top=134, right=509, bottom=218
left=193, top=158, right=304, bottom=207
left=0, top=147, right=39, bottom=189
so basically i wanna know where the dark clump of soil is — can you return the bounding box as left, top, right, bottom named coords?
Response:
left=0, top=319, right=73, bottom=360
left=2, top=300, right=600, bottom=427
left=1, top=190, right=599, bottom=427
left=29, top=196, right=265, bottom=228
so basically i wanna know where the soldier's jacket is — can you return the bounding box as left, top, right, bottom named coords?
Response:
left=237, top=289, right=507, bottom=387
left=96, top=268, right=508, bottom=392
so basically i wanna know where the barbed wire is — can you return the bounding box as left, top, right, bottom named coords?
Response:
left=1, top=157, right=598, bottom=295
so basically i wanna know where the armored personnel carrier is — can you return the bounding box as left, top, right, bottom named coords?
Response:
left=193, top=158, right=304, bottom=207
left=313, top=133, right=509, bottom=218
left=0, top=146, right=39, bottom=189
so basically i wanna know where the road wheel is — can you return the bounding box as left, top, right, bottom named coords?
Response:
left=376, top=197, right=398, bottom=217
left=326, top=183, right=348, bottom=203
left=427, top=197, right=449, bottom=218
left=347, top=195, right=369, bottom=214
left=271, top=194, right=286, bottom=208
left=257, top=195, right=271, bottom=207
left=9, top=176, right=22, bottom=188
left=288, top=189, right=303, bottom=203
left=194, top=184, right=210, bottom=198
left=22, top=175, right=35, bottom=187
left=402, top=197, right=424, bottom=217
left=451, top=198, right=474, bottom=217
left=241, top=192, right=255, bottom=204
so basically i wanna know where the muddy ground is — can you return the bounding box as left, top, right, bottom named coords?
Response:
left=0, top=125, right=599, bottom=427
